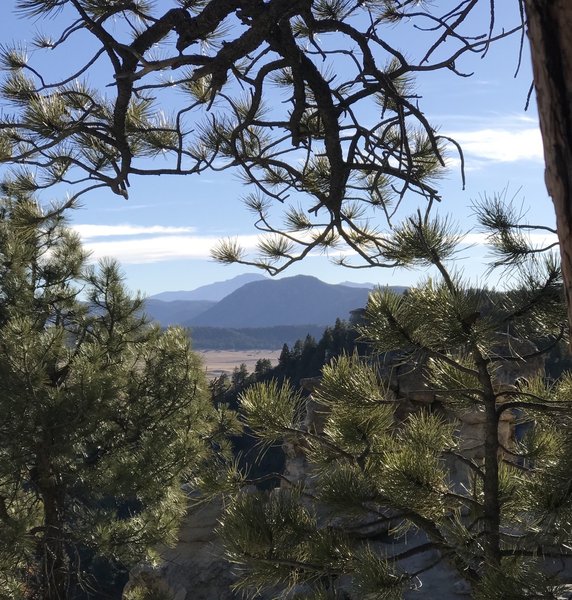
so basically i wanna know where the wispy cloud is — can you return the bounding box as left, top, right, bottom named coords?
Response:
left=87, top=231, right=557, bottom=265
left=447, top=127, right=543, bottom=163
left=75, top=222, right=319, bottom=264
left=328, top=231, right=557, bottom=262
left=73, top=224, right=196, bottom=238
left=83, top=234, right=261, bottom=264
left=441, top=112, right=543, bottom=164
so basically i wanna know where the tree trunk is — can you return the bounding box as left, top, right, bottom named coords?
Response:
left=482, top=395, right=501, bottom=566
left=36, top=450, right=68, bottom=600
left=525, top=1, right=572, bottom=336
left=473, top=350, right=501, bottom=567
left=41, top=493, right=68, bottom=600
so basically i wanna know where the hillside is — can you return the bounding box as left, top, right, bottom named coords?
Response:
left=143, top=276, right=407, bottom=340
left=187, top=325, right=326, bottom=350
left=187, top=275, right=372, bottom=328
left=143, top=299, right=216, bottom=327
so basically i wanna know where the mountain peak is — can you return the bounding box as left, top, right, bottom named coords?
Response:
left=188, top=275, right=373, bottom=328
left=149, top=273, right=267, bottom=302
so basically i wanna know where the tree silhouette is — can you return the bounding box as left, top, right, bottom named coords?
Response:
left=0, top=1, right=524, bottom=273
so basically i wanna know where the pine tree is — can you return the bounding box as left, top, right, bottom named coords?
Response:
left=209, top=373, right=232, bottom=405
left=254, top=358, right=273, bottom=378
left=296, top=334, right=318, bottom=380
left=0, top=1, right=524, bottom=276
left=232, top=363, right=250, bottom=389
left=0, top=197, right=238, bottom=599
left=211, top=210, right=572, bottom=599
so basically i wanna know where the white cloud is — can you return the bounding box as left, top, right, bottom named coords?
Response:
left=446, top=127, right=543, bottom=163
left=327, top=231, right=558, bottom=262
left=444, top=155, right=488, bottom=173
left=84, top=234, right=261, bottom=264
left=460, top=232, right=495, bottom=245
left=90, top=230, right=556, bottom=265
left=461, top=231, right=557, bottom=247
left=73, top=224, right=196, bottom=238
left=75, top=223, right=323, bottom=265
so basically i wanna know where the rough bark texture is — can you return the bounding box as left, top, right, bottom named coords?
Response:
left=525, top=0, right=572, bottom=334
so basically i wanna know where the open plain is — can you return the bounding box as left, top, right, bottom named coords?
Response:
left=198, top=349, right=282, bottom=378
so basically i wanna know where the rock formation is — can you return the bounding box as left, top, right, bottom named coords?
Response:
left=123, top=499, right=241, bottom=600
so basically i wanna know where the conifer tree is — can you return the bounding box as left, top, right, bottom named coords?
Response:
left=254, top=358, right=273, bottom=378
left=0, top=196, right=238, bottom=599
left=210, top=207, right=572, bottom=599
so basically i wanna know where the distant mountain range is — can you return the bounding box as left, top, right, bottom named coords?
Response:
left=142, top=274, right=406, bottom=348
left=149, top=273, right=267, bottom=302
left=188, top=275, right=371, bottom=327
left=143, top=299, right=216, bottom=327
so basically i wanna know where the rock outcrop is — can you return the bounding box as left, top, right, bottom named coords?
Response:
left=123, top=499, right=240, bottom=600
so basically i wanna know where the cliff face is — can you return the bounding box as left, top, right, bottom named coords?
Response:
left=123, top=499, right=241, bottom=600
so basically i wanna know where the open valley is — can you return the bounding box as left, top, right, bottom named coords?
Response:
left=198, top=349, right=282, bottom=378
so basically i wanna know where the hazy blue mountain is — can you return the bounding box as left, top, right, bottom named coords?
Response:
left=339, top=281, right=376, bottom=288
left=187, top=275, right=372, bottom=328
left=143, top=299, right=216, bottom=327
left=149, top=273, right=267, bottom=302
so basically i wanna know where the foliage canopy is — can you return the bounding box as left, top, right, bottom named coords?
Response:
left=0, top=0, right=525, bottom=272
left=205, top=212, right=572, bottom=599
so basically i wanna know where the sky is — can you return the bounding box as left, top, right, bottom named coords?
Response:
left=0, top=1, right=555, bottom=296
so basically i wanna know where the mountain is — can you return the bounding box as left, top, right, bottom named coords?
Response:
left=339, top=281, right=376, bottom=289
left=149, top=273, right=267, bottom=302
left=187, top=275, right=372, bottom=328
left=143, top=299, right=216, bottom=327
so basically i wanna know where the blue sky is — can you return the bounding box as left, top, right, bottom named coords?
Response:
left=0, top=1, right=554, bottom=296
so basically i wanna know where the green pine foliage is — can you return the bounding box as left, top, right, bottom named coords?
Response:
left=212, top=210, right=572, bottom=599
left=0, top=196, right=239, bottom=599
left=210, top=320, right=364, bottom=491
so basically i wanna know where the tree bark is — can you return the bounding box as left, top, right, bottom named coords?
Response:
left=482, top=394, right=501, bottom=566
left=473, top=351, right=501, bottom=567
left=36, top=450, right=68, bottom=600
left=42, top=493, right=68, bottom=600
left=525, top=1, right=572, bottom=337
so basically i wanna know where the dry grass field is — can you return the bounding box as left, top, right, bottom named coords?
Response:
left=198, top=349, right=282, bottom=378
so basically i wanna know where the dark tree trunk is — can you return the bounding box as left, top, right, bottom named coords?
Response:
left=525, top=1, right=572, bottom=335
left=41, top=493, right=68, bottom=600
left=474, top=351, right=501, bottom=567
left=482, top=395, right=501, bottom=566
left=36, top=450, right=68, bottom=600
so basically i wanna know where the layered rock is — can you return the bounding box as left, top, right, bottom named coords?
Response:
left=123, top=499, right=240, bottom=600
